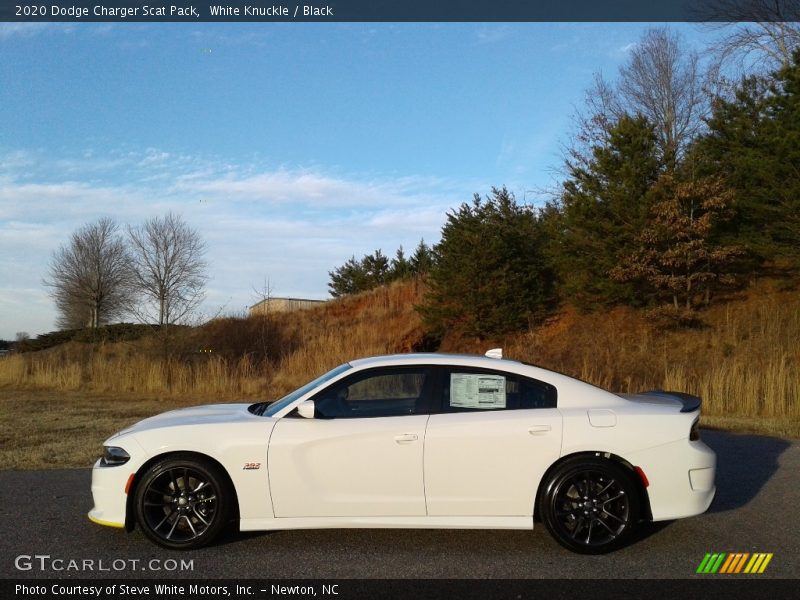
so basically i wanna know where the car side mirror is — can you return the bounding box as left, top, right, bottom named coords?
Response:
left=297, top=400, right=315, bottom=419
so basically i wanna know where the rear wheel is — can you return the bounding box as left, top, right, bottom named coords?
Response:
left=539, top=457, right=639, bottom=554
left=134, top=454, right=231, bottom=550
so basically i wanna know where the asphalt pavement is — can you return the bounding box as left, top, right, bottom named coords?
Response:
left=1, top=430, right=797, bottom=580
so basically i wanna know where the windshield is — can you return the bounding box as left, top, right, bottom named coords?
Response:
left=261, top=363, right=352, bottom=417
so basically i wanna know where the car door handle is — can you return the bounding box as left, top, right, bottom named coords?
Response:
left=394, top=433, right=418, bottom=443
left=528, top=425, right=551, bottom=435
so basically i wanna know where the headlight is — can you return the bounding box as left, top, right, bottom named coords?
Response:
left=689, top=418, right=701, bottom=441
left=101, top=446, right=130, bottom=466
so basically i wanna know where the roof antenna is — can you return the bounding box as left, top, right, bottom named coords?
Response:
left=485, top=348, right=503, bottom=359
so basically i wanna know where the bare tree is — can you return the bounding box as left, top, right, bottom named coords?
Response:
left=571, top=27, right=707, bottom=172
left=698, top=0, right=800, bottom=74
left=127, top=212, right=208, bottom=326
left=250, top=276, right=275, bottom=362
left=44, top=218, right=132, bottom=329
left=620, top=28, right=706, bottom=168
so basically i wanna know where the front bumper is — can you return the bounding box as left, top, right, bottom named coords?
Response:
left=627, top=438, right=716, bottom=521
left=88, top=458, right=135, bottom=529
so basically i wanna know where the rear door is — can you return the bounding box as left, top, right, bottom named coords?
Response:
left=424, top=366, right=563, bottom=516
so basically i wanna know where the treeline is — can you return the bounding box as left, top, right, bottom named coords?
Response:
left=14, top=323, right=160, bottom=353
left=330, top=29, right=800, bottom=339
left=328, top=240, right=435, bottom=297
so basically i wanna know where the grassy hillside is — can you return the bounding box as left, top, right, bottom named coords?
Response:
left=0, top=279, right=427, bottom=400
left=1, top=276, right=798, bottom=467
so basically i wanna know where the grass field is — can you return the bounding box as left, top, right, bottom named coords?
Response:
left=0, top=388, right=206, bottom=470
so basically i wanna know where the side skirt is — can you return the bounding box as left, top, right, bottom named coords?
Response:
left=239, top=515, right=534, bottom=532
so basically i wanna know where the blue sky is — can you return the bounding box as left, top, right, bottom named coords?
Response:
left=0, top=22, right=720, bottom=339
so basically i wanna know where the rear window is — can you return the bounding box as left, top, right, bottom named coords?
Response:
left=443, top=368, right=556, bottom=412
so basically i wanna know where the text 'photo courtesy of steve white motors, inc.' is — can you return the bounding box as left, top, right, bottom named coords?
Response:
left=13, top=582, right=344, bottom=598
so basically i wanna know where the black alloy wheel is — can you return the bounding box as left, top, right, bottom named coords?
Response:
left=134, top=454, right=231, bottom=550
left=539, top=457, right=640, bottom=554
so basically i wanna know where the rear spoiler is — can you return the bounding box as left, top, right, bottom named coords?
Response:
left=639, top=390, right=701, bottom=413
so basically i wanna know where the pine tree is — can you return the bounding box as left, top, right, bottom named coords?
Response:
left=361, top=250, right=390, bottom=286
left=554, top=114, right=662, bottom=308
left=611, top=175, right=743, bottom=310
left=695, top=49, right=800, bottom=268
left=390, top=246, right=412, bottom=280
left=419, top=187, right=555, bottom=338
left=328, top=256, right=369, bottom=298
left=409, top=239, right=435, bottom=275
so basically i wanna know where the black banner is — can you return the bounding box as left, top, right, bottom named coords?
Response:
left=1, top=0, right=797, bottom=23
left=3, top=579, right=797, bottom=600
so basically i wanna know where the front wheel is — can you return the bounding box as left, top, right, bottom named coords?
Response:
left=134, top=455, right=231, bottom=550
left=539, top=458, right=640, bottom=554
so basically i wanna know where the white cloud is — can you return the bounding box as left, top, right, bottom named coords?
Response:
left=0, top=146, right=461, bottom=338
left=178, top=168, right=455, bottom=211
left=0, top=23, right=52, bottom=39
left=475, top=26, right=513, bottom=45
left=0, top=23, right=79, bottom=40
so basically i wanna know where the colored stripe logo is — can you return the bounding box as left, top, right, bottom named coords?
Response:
left=697, top=553, right=773, bottom=574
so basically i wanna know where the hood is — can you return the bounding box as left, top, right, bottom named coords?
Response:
left=114, top=403, right=261, bottom=437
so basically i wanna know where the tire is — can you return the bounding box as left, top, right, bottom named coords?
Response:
left=538, top=457, right=640, bottom=554
left=134, top=454, right=231, bottom=550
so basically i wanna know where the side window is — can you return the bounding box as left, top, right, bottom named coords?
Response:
left=443, top=369, right=556, bottom=412
left=312, top=367, right=432, bottom=419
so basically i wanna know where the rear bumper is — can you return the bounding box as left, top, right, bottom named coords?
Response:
left=627, top=438, right=716, bottom=521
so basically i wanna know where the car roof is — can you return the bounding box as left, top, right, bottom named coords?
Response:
left=348, top=352, right=524, bottom=370
left=345, top=353, right=620, bottom=406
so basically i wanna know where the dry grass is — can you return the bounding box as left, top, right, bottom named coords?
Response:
left=0, top=277, right=797, bottom=471
left=269, top=279, right=425, bottom=395
left=700, top=415, right=800, bottom=440
left=0, top=279, right=426, bottom=400
left=506, top=282, right=800, bottom=425
left=0, top=388, right=198, bottom=470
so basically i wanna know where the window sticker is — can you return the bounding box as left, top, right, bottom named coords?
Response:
left=450, top=373, right=506, bottom=409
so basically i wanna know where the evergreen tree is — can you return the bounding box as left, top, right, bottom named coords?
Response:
left=409, top=239, right=435, bottom=275
left=328, top=249, right=400, bottom=297
left=767, top=51, right=800, bottom=261
left=419, top=187, right=555, bottom=339
left=361, top=249, right=390, bottom=286
left=611, top=175, right=743, bottom=310
left=695, top=49, right=800, bottom=267
left=694, top=75, right=774, bottom=263
left=328, top=255, right=369, bottom=298
left=555, top=114, right=662, bottom=308
left=389, top=246, right=412, bottom=280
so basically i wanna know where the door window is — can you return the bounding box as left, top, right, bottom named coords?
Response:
left=311, top=367, right=433, bottom=418
left=442, top=368, right=556, bottom=412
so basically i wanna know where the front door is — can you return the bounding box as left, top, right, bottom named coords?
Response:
left=268, top=366, right=433, bottom=517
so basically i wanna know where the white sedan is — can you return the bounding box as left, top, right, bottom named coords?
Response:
left=89, top=351, right=716, bottom=554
